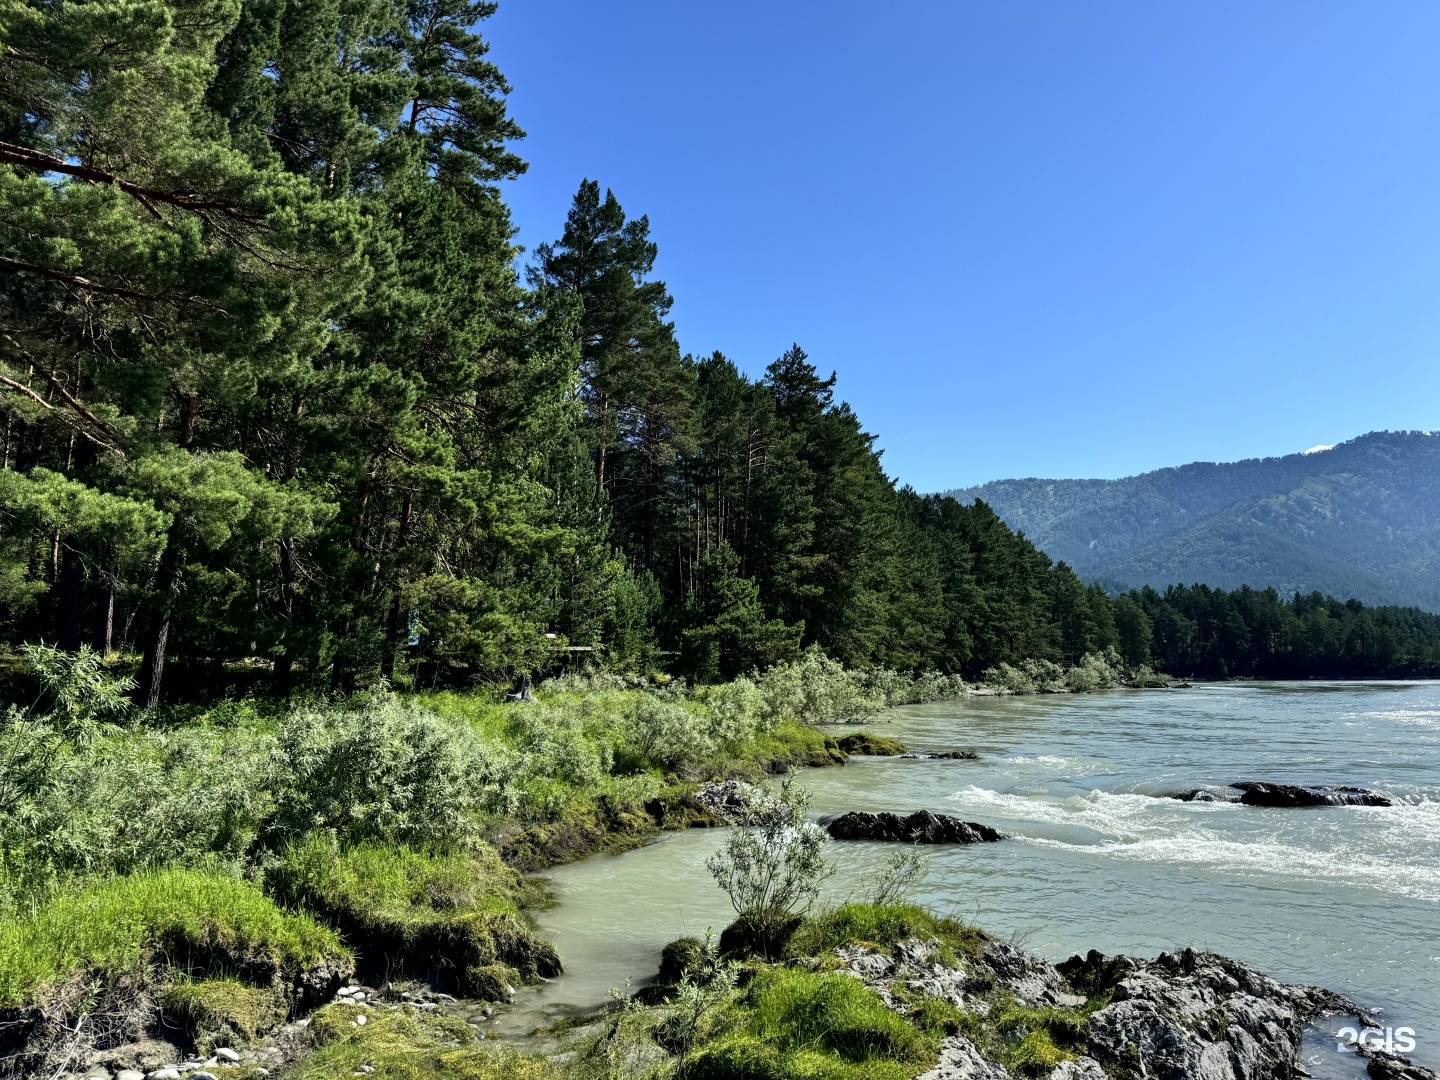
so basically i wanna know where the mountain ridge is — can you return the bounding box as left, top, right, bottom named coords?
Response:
left=942, top=430, right=1440, bottom=611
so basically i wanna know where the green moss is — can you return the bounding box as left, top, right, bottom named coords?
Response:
left=954, top=1002, right=1089, bottom=1077
left=268, top=837, right=534, bottom=926
left=748, top=722, right=848, bottom=771
left=291, top=1003, right=557, bottom=1079
left=267, top=839, right=560, bottom=1000
left=658, top=936, right=708, bottom=984
left=787, top=903, right=988, bottom=963
left=835, top=733, right=908, bottom=756
left=161, top=977, right=286, bottom=1052
left=1010, top=1030, right=1069, bottom=1075
left=685, top=968, right=932, bottom=1080
left=0, top=868, right=348, bottom=1008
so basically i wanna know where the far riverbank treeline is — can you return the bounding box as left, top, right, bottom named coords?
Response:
left=2, top=1, right=1438, bottom=701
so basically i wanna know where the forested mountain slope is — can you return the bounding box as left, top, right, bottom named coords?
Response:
left=946, top=431, right=1440, bottom=610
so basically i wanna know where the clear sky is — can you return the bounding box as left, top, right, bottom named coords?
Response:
left=484, top=1, right=1440, bottom=491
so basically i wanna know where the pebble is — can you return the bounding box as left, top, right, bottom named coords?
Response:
left=353, top=1014, right=367, bottom=1027
left=215, top=1049, right=240, bottom=1063
left=190, top=1073, right=219, bottom=1080
left=116, top=1072, right=145, bottom=1080
left=146, top=1071, right=181, bottom=1080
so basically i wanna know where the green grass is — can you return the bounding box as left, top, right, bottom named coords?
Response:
left=288, top=1003, right=558, bottom=1079
left=161, top=977, right=286, bottom=1052
left=834, top=733, right=908, bottom=756
left=685, top=968, right=932, bottom=1080
left=267, top=838, right=560, bottom=1000
left=268, top=837, right=533, bottom=926
left=953, top=1002, right=1090, bottom=1077
left=417, top=691, right=513, bottom=742
left=0, top=867, right=348, bottom=1008
left=787, top=903, right=989, bottom=963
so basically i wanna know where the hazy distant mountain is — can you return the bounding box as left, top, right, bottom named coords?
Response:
left=943, top=431, right=1440, bottom=611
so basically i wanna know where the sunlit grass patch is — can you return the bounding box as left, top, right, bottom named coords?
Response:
left=787, top=903, right=988, bottom=963
left=291, top=1003, right=557, bottom=1079
left=684, top=967, right=933, bottom=1080
left=267, top=838, right=559, bottom=1000
left=0, top=867, right=347, bottom=1008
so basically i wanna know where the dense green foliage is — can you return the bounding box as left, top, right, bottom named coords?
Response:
left=0, top=0, right=1149, bottom=701
left=948, top=431, right=1440, bottom=611
left=1121, top=583, right=1440, bottom=679
left=4, top=0, right=1429, bottom=698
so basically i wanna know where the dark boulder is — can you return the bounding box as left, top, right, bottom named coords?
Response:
left=658, top=937, right=707, bottom=984
left=1233, top=782, right=1392, bottom=808
left=899, top=749, right=980, bottom=760
left=1363, top=1049, right=1438, bottom=1080
left=1173, top=788, right=1221, bottom=802
left=825, top=809, right=1004, bottom=844
left=718, top=911, right=802, bottom=961
left=836, top=733, right=908, bottom=756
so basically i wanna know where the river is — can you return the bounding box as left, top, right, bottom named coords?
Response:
left=500, top=681, right=1440, bottom=1072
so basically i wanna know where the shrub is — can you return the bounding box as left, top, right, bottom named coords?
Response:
left=706, top=779, right=832, bottom=958
left=270, top=694, right=495, bottom=848
left=755, top=649, right=885, bottom=726
left=0, top=722, right=274, bottom=909
left=1065, top=650, right=1124, bottom=692
left=622, top=695, right=715, bottom=769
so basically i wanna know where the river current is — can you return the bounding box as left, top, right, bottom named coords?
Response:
left=503, top=682, right=1440, bottom=1071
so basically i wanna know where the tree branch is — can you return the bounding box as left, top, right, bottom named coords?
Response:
left=0, top=256, right=159, bottom=302
left=0, top=139, right=259, bottom=221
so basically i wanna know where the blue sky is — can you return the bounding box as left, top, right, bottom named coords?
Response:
left=485, top=1, right=1440, bottom=491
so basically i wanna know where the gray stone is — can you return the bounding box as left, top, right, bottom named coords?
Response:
left=146, top=1071, right=181, bottom=1080
left=116, top=1072, right=145, bottom=1080
left=1048, top=1060, right=1107, bottom=1080
left=214, top=1049, right=240, bottom=1063
left=916, top=1036, right=1012, bottom=1079
left=1361, top=1049, right=1439, bottom=1080
left=980, top=939, right=1070, bottom=1005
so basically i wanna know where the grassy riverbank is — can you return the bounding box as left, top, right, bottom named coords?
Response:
left=0, top=646, right=1166, bottom=1077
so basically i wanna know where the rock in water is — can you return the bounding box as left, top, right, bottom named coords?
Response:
left=1363, top=1050, right=1439, bottom=1080
left=836, top=732, right=908, bottom=755
left=825, top=810, right=1004, bottom=844
left=1233, top=782, right=1392, bottom=807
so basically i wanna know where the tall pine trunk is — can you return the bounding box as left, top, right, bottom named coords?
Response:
left=135, top=537, right=179, bottom=709
left=92, top=563, right=113, bottom=655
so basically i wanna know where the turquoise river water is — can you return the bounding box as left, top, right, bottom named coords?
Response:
left=501, top=682, right=1440, bottom=1072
